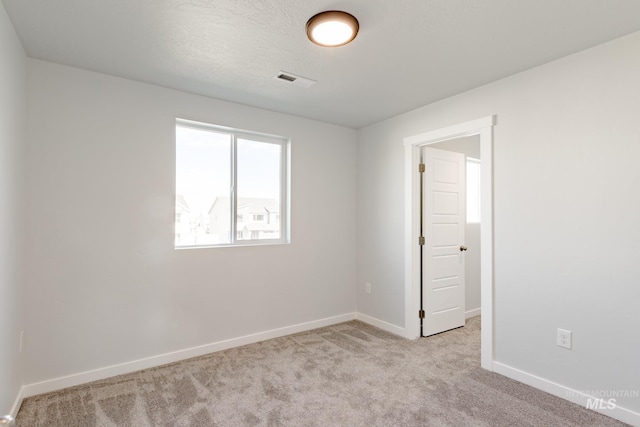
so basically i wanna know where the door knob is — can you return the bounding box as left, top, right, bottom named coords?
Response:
left=460, top=245, right=468, bottom=251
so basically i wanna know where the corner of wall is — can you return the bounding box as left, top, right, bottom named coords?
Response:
left=0, top=0, right=27, bottom=419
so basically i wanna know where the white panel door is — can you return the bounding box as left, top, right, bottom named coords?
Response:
left=422, top=146, right=466, bottom=336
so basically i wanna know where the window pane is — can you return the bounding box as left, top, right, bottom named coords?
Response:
left=176, top=126, right=231, bottom=246
left=466, top=160, right=481, bottom=223
left=237, top=138, right=281, bottom=240
left=175, top=119, right=288, bottom=248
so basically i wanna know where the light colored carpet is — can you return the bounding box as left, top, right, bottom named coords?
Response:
left=17, top=317, right=628, bottom=426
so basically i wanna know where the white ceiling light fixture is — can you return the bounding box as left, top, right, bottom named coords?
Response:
left=306, top=10, right=359, bottom=47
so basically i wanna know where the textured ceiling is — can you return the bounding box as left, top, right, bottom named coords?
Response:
left=4, top=0, right=640, bottom=128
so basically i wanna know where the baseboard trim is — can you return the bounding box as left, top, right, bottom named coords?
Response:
left=494, top=362, right=640, bottom=427
left=355, top=312, right=406, bottom=338
left=10, top=385, right=24, bottom=419
left=465, top=307, right=481, bottom=319
left=23, top=313, right=356, bottom=398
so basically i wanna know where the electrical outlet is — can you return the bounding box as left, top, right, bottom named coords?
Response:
left=365, top=282, right=372, bottom=294
left=557, top=328, right=572, bottom=349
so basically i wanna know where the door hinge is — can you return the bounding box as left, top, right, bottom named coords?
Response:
left=418, top=163, right=425, bottom=173
left=419, top=310, right=425, bottom=319
left=418, top=236, right=425, bottom=246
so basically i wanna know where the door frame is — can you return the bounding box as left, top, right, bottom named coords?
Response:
left=403, top=115, right=495, bottom=371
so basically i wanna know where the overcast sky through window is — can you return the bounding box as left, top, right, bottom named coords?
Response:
left=176, top=125, right=280, bottom=217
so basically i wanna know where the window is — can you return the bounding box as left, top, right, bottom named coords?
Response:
left=175, top=119, right=289, bottom=248
left=466, top=158, right=481, bottom=223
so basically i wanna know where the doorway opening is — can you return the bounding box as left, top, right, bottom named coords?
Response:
left=419, top=138, right=480, bottom=337
left=403, top=116, right=495, bottom=370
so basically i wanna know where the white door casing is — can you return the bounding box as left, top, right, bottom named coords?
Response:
left=404, top=115, right=494, bottom=370
left=422, top=147, right=466, bottom=336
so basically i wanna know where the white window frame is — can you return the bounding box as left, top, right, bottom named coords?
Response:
left=176, top=118, right=290, bottom=248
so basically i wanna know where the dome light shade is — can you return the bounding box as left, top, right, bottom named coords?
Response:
left=306, top=11, right=359, bottom=47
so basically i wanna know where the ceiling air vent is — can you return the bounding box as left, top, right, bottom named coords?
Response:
left=274, top=71, right=317, bottom=88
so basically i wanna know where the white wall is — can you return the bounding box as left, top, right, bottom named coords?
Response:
left=357, top=31, right=640, bottom=413
left=0, top=1, right=26, bottom=417
left=24, top=59, right=357, bottom=385
left=432, top=135, right=480, bottom=159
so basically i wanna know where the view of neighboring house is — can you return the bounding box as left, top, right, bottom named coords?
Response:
left=175, top=194, right=214, bottom=246
left=176, top=195, right=280, bottom=246
left=209, top=197, right=280, bottom=241
left=175, top=195, right=191, bottom=245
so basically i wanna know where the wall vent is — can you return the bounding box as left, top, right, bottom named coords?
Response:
left=274, top=71, right=317, bottom=88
